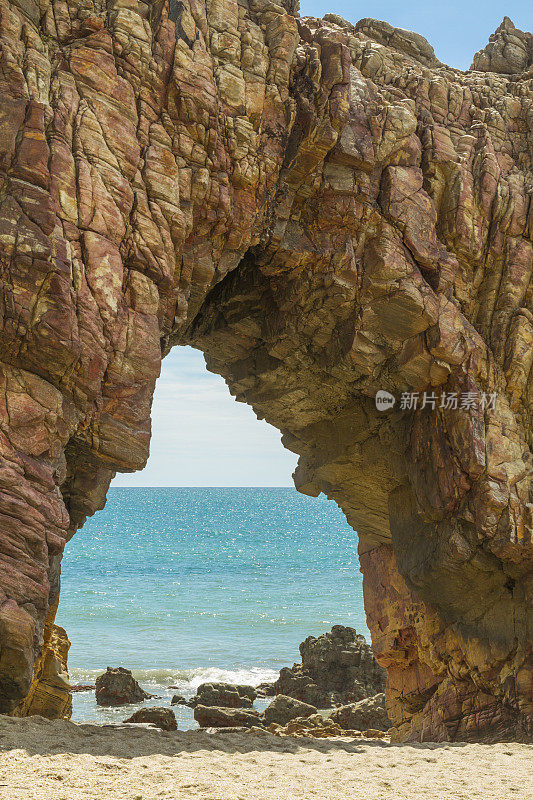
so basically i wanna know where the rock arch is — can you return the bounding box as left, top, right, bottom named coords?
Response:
left=0, top=0, right=530, bottom=741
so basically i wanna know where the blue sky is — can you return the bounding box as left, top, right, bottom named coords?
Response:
left=113, top=346, right=298, bottom=486
left=300, top=1, right=531, bottom=70
left=114, top=1, right=531, bottom=487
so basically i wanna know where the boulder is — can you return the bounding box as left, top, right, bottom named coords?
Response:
left=123, top=707, right=177, bottom=731
left=189, top=682, right=255, bottom=708
left=170, top=693, right=191, bottom=706
left=95, top=667, right=151, bottom=707
left=273, top=626, right=386, bottom=708
left=329, top=693, right=391, bottom=732
left=194, top=705, right=262, bottom=729
left=262, top=694, right=317, bottom=726
left=267, top=714, right=358, bottom=738
left=255, top=682, right=276, bottom=697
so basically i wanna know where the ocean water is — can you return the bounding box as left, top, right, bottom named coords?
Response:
left=57, top=487, right=367, bottom=727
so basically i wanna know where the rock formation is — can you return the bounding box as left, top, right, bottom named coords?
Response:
left=273, top=625, right=386, bottom=707
left=0, top=0, right=531, bottom=742
left=187, top=682, right=256, bottom=708
left=329, top=692, right=391, bottom=731
left=95, top=667, right=151, bottom=706
left=194, top=704, right=262, bottom=728
left=262, top=693, right=317, bottom=725
left=123, top=706, right=178, bottom=730
left=12, top=600, right=71, bottom=718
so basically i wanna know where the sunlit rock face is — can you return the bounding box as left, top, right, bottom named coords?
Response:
left=0, top=0, right=531, bottom=741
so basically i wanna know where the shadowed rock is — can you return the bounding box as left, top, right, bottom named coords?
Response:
left=188, top=682, right=256, bottom=708
left=123, top=707, right=177, bottom=731
left=263, top=694, right=318, bottom=725
left=95, top=668, right=151, bottom=707
left=194, top=705, right=262, bottom=728
left=471, top=17, right=533, bottom=74
left=329, top=693, right=391, bottom=732
left=273, top=626, right=386, bottom=707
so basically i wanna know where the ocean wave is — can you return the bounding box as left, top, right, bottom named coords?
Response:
left=69, top=665, right=278, bottom=692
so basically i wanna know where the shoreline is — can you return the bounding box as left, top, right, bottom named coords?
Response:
left=0, top=716, right=531, bottom=800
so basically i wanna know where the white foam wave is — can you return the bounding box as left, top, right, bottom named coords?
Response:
left=69, top=665, right=278, bottom=693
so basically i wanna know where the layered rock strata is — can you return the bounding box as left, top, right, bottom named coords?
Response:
left=0, top=0, right=531, bottom=742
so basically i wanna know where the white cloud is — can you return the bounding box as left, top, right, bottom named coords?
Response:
left=113, top=347, right=298, bottom=487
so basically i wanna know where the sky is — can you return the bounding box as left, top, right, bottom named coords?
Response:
left=113, top=346, right=298, bottom=486
left=114, top=0, right=531, bottom=488
left=300, top=0, right=531, bottom=71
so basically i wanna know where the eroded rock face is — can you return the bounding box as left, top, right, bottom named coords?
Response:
left=12, top=600, right=72, bottom=719
left=273, top=625, right=386, bottom=707
left=0, top=1, right=531, bottom=742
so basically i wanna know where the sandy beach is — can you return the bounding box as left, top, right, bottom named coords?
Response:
left=0, top=716, right=530, bottom=800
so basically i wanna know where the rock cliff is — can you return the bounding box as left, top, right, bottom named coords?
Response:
left=0, top=0, right=531, bottom=742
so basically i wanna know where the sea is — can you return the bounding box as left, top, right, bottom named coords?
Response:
left=57, top=487, right=368, bottom=729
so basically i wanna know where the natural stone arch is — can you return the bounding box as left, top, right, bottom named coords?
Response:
left=0, top=0, right=530, bottom=742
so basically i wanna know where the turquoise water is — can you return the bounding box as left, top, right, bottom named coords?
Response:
left=57, top=487, right=367, bottom=725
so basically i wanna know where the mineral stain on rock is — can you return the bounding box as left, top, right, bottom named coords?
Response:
left=0, top=0, right=531, bottom=743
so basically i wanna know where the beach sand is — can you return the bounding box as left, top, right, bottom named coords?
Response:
left=0, top=715, right=530, bottom=800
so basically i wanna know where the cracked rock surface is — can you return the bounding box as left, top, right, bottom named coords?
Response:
left=0, top=0, right=531, bottom=742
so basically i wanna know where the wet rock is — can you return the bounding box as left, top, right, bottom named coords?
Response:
left=123, top=707, right=177, bottom=731
left=70, top=685, right=95, bottom=693
left=329, top=693, right=391, bottom=732
left=262, top=694, right=317, bottom=726
left=255, top=682, right=276, bottom=697
left=170, top=694, right=191, bottom=706
left=273, top=626, right=386, bottom=707
left=95, top=668, right=151, bottom=707
left=194, top=705, right=262, bottom=729
left=189, top=682, right=256, bottom=708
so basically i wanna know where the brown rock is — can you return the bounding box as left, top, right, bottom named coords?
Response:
left=262, top=694, right=317, bottom=725
left=188, top=682, right=256, bottom=708
left=194, top=705, right=262, bottom=729
left=95, top=668, right=151, bottom=707
left=123, top=707, right=177, bottom=731
left=329, top=693, right=391, bottom=732
left=0, top=0, right=530, bottom=744
left=273, top=626, right=385, bottom=707
left=12, top=601, right=72, bottom=720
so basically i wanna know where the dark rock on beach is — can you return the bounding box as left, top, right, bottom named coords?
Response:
left=170, top=694, right=191, bottom=707
left=69, top=684, right=95, bottom=693
left=273, top=626, right=386, bottom=708
left=255, top=682, right=276, bottom=698
left=123, top=707, right=178, bottom=731
left=194, top=705, right=262, bottom=729
left=95, top=667, right=151, bottom=707
left=262, top=694, right=317, bottom=726
left=189, top=682, right=256, bottom=708
left=329, top=693, right=392, bottom=732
